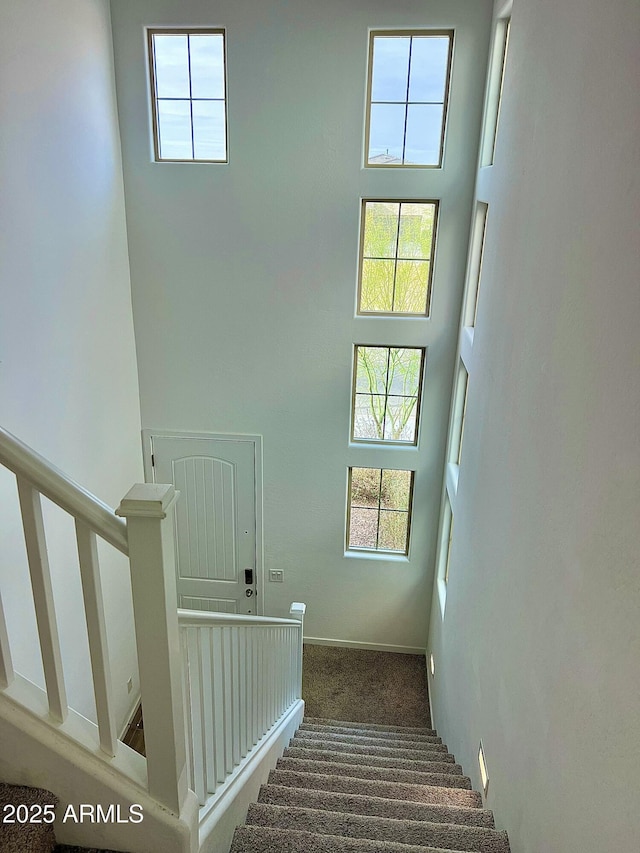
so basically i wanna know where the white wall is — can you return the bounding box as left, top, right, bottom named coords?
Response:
left=428, top=0, right=640, bottom=849
left=0, top=0, right=143, bottom=726
left=110, top=0, right=492, bottom=650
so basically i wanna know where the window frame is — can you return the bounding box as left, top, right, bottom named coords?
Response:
left=346, top=467, right=415, bottom=556
left=147, top=27, right=229, bottom=164
left=364, top=29, right=454, bottom=169
left=356, top=198, right=440, bottom=317
left=479, top=15, right=511, bottom=167
left=350, top=344, right=426, bottom=446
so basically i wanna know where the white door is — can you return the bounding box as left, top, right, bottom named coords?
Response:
left=149, top=434, right=259, bottom=615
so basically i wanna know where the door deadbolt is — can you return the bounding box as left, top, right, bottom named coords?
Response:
left=245, top=588, right=254, bottom=597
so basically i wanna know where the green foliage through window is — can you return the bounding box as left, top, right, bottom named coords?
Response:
left=353, top=345, right=425, bottom=443
left=359, top=201, right=438, bottom=315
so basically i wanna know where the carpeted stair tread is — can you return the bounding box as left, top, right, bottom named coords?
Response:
left=0, top=782, right=58, bottom=853
left=229, top=824, right=463, bottom=853
left=276, top=757, right=470, bottom=788
left=299, top=724, right=440, bottom=742
left=258, top=785, right=496, bottom=828
left=290, top=736, right=450, bottom=761
left=304, top=718, right=435, bottom=735
left=246, top=803, right=510, bottom=853
left=285, top=746, right=457, bottom=772
left=268, top=769, right=483, bottom=807
left=294, top=729, right=443, bottom=749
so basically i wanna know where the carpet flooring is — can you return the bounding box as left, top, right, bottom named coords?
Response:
left=230, top=718, right=511, bottom=853
left=302, top=644, right=432, bottom=727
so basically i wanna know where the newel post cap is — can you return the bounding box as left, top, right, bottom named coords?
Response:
left=116, top=483, right=179, bottom=518
left=289, top=602, right=306, bottom=619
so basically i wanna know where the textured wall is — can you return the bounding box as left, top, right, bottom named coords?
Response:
left=428, top=0, right=640, bottom=849
left=110, top=0, right=492, bottom=649
left=0, top=0, right=143, bottom=726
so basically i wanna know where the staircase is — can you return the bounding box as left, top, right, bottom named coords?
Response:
left=230, top=717, right=510, bottom=853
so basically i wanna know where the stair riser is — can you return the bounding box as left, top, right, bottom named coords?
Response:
left=230, top=825, right=464, bottom=853
left=246, top=803, right=511, bottom=853
left=290, top=737, right=449, bottom=760
left=268, top=769, right=483, bottom=808
left=304, top=718, right=435, bottom=735
left=258, top=785, right=496, bottom=829
left=285, top=747, right=457, bottom=772
left=295, top=730, right=443, bottom=749
left=283, top=748, right=462, bottom=778
left=277, top=758, right=469, bottom=788
left=299, top=724, right=439, bottom=742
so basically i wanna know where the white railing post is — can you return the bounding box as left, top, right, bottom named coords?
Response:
left=289, top=602, right=306, bottom=700
left=116, top=484, right=187, bottom=814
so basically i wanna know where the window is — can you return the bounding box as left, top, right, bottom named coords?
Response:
left=148, top=29, right=227, bottom=162
left=352, top=346, right=425, bottom=444
left=347, top=467, right=414, bottom=554
left=449, top=362, right=469, bottom=465
left=358, top=200, right=438, bottom=315
left=480, top=17, right=510, bottom=166
left=439, top=495, right=454, bottom=585
left=463, top=202, right=488, bottom=327
left=365, top=31, right=453, bottom=167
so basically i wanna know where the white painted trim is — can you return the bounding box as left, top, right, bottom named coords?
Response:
left=304, top=637, right=426, bottom=655
left=198, top=699, right=304, bottom=853
left=142, top=429, right=265, bottom=616
left=0, top=426, right=128, bottom=554
left=0, top=675, right=199, bottom=853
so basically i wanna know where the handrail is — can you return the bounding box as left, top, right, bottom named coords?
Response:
left=0, top=427, right=128, bottom=554
left=177, top=608, right=300, bottom=628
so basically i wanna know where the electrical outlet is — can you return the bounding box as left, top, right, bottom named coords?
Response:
left=269, top=569, right=284, bottom=582
left=127, top=677, right=133, bottom=694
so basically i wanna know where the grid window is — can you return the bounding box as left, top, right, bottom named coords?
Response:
left=365, top=31, right=453, bottom=167
left=358, top=200, right=438, bottom=315
left=347, top=468, right=414, bottom=554
left=148, top=30, right=227, bottom=162
left=352, top=346, right=425, bottom=444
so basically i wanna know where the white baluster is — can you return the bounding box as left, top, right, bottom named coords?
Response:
left=0, top=592, right=14, bottom=692
left=17, top=477, right=68, bottom=722
left=116, top=484, right=189, bottom=814
left=221, top=626, right=233, bottom=774
left=201, top=628, right=215, bottom=794
left=186, top=627, right=206, bottom=805
left=75, top=520, right=117, bottom=756
left=239, top=628, right=248, bottom=758
left=231, top=626, right=240, bottom=766
left=212, top=626, right=225, bottom=785
left=180, top=628, right=195, bottom=795
left=0, top=591, right=14, bottom=689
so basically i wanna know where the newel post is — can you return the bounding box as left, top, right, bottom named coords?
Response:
left=116, top=484, right=188, bottom=814
left=289, top=602, right=306, bottom=700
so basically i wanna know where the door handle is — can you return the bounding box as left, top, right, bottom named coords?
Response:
left=245, top=588, right=254, bottom=597
left=244, top=568, right=254, bottom=585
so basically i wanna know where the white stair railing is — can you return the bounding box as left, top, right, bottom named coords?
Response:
left=179, top=603, right=306, bottom=806
left=0, top=427, right=190, bottom=816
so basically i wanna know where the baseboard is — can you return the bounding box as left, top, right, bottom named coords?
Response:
left=120, top=693, right=142, bottom=740
left=304, top=636, right=426, bottom=655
